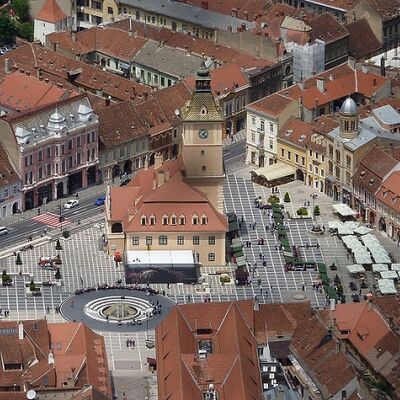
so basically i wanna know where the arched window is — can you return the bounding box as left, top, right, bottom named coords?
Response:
left=192, top=213, right=199, bottom=225
left=149, top=215, right=156, bottom=225
left=171, top=214, right=177, bottom=225
left=162, top=215, right=169, bottom=225
left=159, top=235, right=168, bottom=245
left=111, top=223, right=122, bottom=233
left=141, top=216, right=147, bottom=226
left=179, top=215, right=186, bottom=225
left=201, top=214, right=208, bottom=225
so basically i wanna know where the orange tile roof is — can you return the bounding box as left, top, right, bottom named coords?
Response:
left=48, top=323, right=112, bottom=398
left=185, top=62, right=249, bottom=97
left=279, top=118, right=313, bottom=148
left=156, top=300, right=262, bottom=400
left=254, top=302, right=311, bottom=343
left=290, top=310, right=357, bottom=398
left=110, top=169, right=228, bottom=233
left=376, top=170, right=400, bottom=214
left=283, top=63, right=388, bottom=110
left=35, top=0, right=66, bottom=22
left=308, top=13, right=348, bottom=44
left=347, top=18, right=382, bottom=59
left=247, top=93, right=295, bottom=116
left=0, top=71, right=77, bottom=111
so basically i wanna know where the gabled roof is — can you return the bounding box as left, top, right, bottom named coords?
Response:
left=0, top=71, right=77, bottom=112
left=353, top=146, right=399, bottom=194
left=290, top=310, right=356, bottom=398
left=376, top=170, right=400, bottom=214
left=347, top=18, right=382, bottom=59
left=156, top=300, right=262, bottom=400
left=35, top=0, right=66, bottom=22
left=308, top=13, right=348, bottom=44
left=247, top=93, right=295, bottom=117
left=278, top=118, right=313, bottom=148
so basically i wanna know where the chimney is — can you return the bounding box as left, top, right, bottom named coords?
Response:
left=253, top=297, right=259, bottom=311
left=164, top=169, right=170, bottom=182
left=243, top=10, right=248, bottom=21
left=380, top=56, right=386, bottom=77
left=373, top=78, right=377, bottom=86
left=36, top=68, right=43, bottom=79
left=156, top=170, right=165, bottom=187
left=4, top=58, right=11, bottom=75
left=56, top=82, right=63, bottom=88
left=72, top=32, right=76, bottom=42
left=201, top=1, right=208, bottom=9
left=105, top=95, right=111, bottom=107
left=316, top=76, right=325, bottom=93
left=231, top=8, right=238, bottom=18
left=52, top=42, right=59, bottom=52
left=18, top=322, right=24, bottom=340
left=154, top=152, right=163, bottom=169
left=347, top=56, right=356, bottom=70
left=299, top=96, right=304, bottom=120
left=277, top=385, right=285, bottom=400
left=298, top=78, right=305, bottom=91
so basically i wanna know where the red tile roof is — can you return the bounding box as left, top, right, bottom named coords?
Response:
left=282, top=63, right=388, bottom=110
left=247, top=93, right=295, bottom=116
left=279, top=118, right=313, bottom=148
left=347, top=18, right=382, bottom=59
left=0, top=71, right=77, bottom=112
left=48, top=323, right=112, bottom=398
left=308, top=13, right=349, bottom=44
left=254, top=302, right=311, bottom=343
left=35, top=0, right=66, bottom=22
left=290, top=310, right=357, bottom=398
left=353, top=146, right=398, bottom=194
left=109, top=166, right=228, bottom=233
left=0, top=43, right=149, bottom=102
left=156, top=300, right=262, bottom=400
left=364, top=0, right=400, bottom=21
left=376, top=170, right=400, bottom=214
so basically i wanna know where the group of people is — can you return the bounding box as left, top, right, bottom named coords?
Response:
left=0, top=309, right=10, bottom=317
left=125, top=339, right=135, bottom=348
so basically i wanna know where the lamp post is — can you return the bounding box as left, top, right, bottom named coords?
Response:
left=58, top=202, right=63, bottom=232
left=310, top=193, right=318, bottom=218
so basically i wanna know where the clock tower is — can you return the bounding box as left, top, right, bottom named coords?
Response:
left=181, top=62, right=225, bottom=212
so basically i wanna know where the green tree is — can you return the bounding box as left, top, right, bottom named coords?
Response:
left=284, top=192, right=291, bottom=202
left=16, top=21, right=33, bottom=40
left=314, top=205, right=320, bottom=215
left=54, top=268, right=61, bottom=280
left=16, top=253, right=23, bottom=265
left=12, top=0, right=30, bottom=22
left=55, top=239, right=62, bottom=250
left=29, top=279, right=36, bottom=292
left=0, top=12, right=16, bottom=45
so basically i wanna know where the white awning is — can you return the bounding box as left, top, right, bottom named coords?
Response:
left=372, top=264, right=389, bottom=272
left=332, top=203, right=357, bottom=217
left=391, top=264, right=400, bottom=271
left=347, top=264, right=365, bottom=274
left=125, top=250, right=194, bottom=265
left=251, top=162, right=295, bottom=181
left=380, top=270, right=398, bottom=279
left=353, top=226, right=372, bottom=235
left=378, top=279, right=397, bottom=294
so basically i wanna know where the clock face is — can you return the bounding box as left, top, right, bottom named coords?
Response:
left=198, top=128, right=209, bottom=140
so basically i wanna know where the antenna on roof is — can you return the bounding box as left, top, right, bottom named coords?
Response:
left=204, top=57, right=213, bottom=69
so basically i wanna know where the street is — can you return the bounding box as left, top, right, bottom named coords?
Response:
left=0, top=192, right=105, bottom=248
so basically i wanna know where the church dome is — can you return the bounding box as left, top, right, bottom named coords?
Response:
left=340, top=97, right=357, bottom=116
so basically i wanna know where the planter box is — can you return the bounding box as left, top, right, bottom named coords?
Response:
left=2, top=281, right=12, bottom=287
left=32, top=291, right=42, bottom=296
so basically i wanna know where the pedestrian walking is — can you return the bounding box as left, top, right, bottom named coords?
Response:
left=259, top=252, right=263, bottom=259
left=44, top=228, right=47, bottom=235
left=257, top=278, right=261, bottom=286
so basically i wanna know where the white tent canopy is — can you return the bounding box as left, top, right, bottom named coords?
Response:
left=354, top=226, right=372, bottom=235
left=125, top=250, right=194, bottom=265
left=347, top=264, right=366, bottom=274
left=332, top=203, right=357, bottom=217
left=380, top=270, right=398, bottom=279
left=391, top=264, right=400, bottom=271
left=378, top=279, right=397, bottom=294
left=250, top=162, right=295, bottom=181
left=372, top=264, right=389, bottom=272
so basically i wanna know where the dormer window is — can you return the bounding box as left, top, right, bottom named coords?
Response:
left=192, top=214, right=199, bottom=225
left=360, top=171, right=366, bottom=178
left=141, top=216, right=147, bottom=226
left=369, top=178, right=374, bottom=185
left=200, top=106, right=208, bottom=115
left=149, top=215, right=156, bottom=225
left=171, top=214, right=177, bottom=225
left=383, top=191, right=388, bottom=198
left=179, top=215, right=186, bottom=225
left=201, top=214, right=208, bottom=225
left=162, top=215, right=169, bottom=225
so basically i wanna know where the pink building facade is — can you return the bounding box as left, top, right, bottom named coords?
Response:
left=3, top=96, right=99, bottom=210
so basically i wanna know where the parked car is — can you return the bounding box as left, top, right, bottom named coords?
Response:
left=349, top=281, right=357, bottom=291
left=0, top=226, right=8, bottom=236
left=64, top=199, right=79, bottom=209
left=95, top=196, right=106, bottom=206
